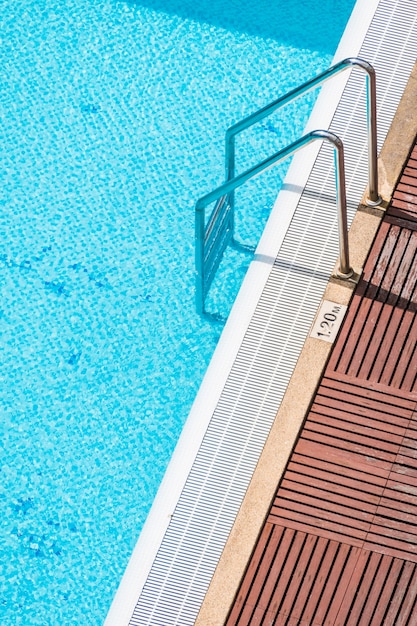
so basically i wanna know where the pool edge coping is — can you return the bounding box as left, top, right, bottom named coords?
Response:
left=194, top=58, right=417, bottom=626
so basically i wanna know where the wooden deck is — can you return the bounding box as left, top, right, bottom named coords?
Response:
left=226, top=139, right=417, bottom=625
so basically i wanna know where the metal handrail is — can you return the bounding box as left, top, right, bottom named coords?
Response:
left=196, top=129, right=352, bottom=315
left=225, top=57, right=381, bottom=219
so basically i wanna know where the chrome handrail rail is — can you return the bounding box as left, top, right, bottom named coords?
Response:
left=225, top=57, right=381, bottom=220
left=196, top=129, right=352, bottom=315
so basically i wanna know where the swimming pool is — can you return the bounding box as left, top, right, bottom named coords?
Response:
left=1, top=0, right=356, bottom=623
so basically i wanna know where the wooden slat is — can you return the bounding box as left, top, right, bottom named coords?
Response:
left=371, top=307, right=413, bottom=383
left=404, top=161, right=417, bottom=175
left=303, top=543, right=354, bottom=624
left=370, top=517, right=417, bottom=542
left=348, top=225, right=415, bottom=384
left=380, top=493, right=417, bottom=515
left=383, top=483, right=417, bottom=504
left=398, top=174, right=417, bottom=188
left=387, top=147, right=417, bottom=222
left=393, top=189, right=417, bottom=206
left=364, top=530, right=417, bottom=561
left=388, top=471, right=417, bottom=489
left=389, top=198, right=417, bottom=223
left=394, top=455, right=417, bottom=474
left=389, top=146, right=417, bottom=221
left=301, top=429, right=396, bottom=465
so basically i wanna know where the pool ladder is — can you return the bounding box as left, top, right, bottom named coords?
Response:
left=195, top=57, right=382, bottom=316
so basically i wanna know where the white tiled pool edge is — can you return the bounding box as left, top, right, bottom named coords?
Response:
left=105, top=1, right=417, bottom=623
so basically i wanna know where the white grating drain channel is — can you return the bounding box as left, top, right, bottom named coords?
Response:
left=108, top=1, right=417, bottom=624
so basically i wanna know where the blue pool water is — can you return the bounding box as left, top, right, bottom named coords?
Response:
left=1, top=0, right=355, bottom=623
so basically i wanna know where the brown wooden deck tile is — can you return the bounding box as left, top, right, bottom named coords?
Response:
left=367, top=558, right=407, bottom=625
left=294, top=438, right=392, bottom=476
left=226, top=523, right=285, bottom=624
left=396, top=566, right=417, bottom=625
left=324, top=370, right=417, bottom=403
left=390, top=314, right=417, bottom=391
left=300, top=540, right=341, bottom=624
left=328, top=221, right=397, bottom=375
left=355, top=552, right=388, bottom=626
left=388, top=159, right=417, bottom=220
left=314, top=384, right=413, bottom=426
left=359, top=230, right=417, bottom=380
left=226, top=138, right=417, bottom=624
left=318, top=545, right=362, bottom=626
left=371, top=306, right=413, bottom=384
left=306, top=410, right=404, bottom=450
left=290, top=451, right=389, bottom=487
left=384, top=562, right=417, bottom=624
left=379, top=311, right=417, bottom=389
left=283, top=472, right=380, bottom=506
left=253, top=526, right=295, bottom=614
left=269, top=379, right=416, bottom=548
left=328, top=219, right=417, bottom=389
left=331, top=548, right=373, bottom=625
left=288, top=536, right=329, bottom=622
left=272, top=533, right=318, bottom=620
left=265, top=530, right=307, bottom=618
